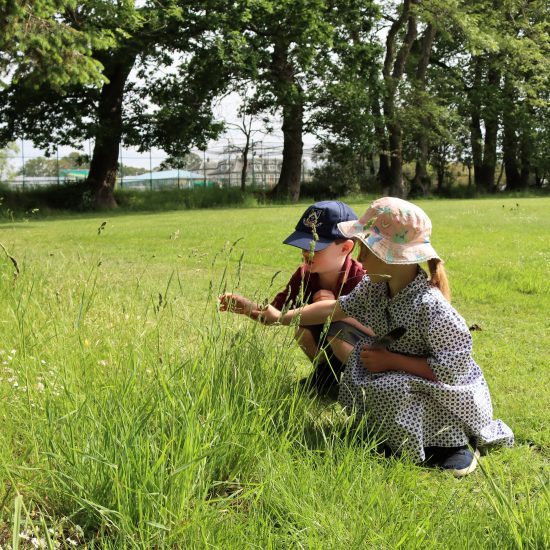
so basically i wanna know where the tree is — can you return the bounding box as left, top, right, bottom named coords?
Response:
left=497, top=0, right=550, bottom=190
left=0, top=0, right=106, bottom=89
left=233, top=0, right=340, bottom=201
left=17, top=152, right=90, bottom=177
left=157, top=153, right=202, bottom=172
left=421, top=0, right=550, bottom=193
left=409, top=23, right=437, bottom=196
left=223, top=91, right=270, bottom=191
left=0, top=1, right=231, bottom=208
left=308, top=1, right=381, bottom=193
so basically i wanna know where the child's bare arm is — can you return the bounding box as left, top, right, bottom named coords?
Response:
left=257, top=299, right=346, bottom=326
left=360, top=347, right=437, bottom=381
left=219, top=293, right=262, bottom=319
left=220, top=293, right=347, bottom=327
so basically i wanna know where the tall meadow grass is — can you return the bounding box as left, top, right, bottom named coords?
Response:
left=0, top=199, right=548, bottom=548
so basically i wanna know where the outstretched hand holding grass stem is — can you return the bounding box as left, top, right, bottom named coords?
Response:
left=218, top=293, right=346, bottom=326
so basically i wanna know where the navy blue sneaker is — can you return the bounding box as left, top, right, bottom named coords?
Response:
left=424, top=445, right=480, bottom=477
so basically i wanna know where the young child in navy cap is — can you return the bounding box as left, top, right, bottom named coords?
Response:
left=220, top=201, right=372, bottom=397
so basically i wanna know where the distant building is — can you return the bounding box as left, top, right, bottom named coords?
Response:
left=7, top=169, right=89, bottom=187
left=204, top=154, right=311, bottom=187
left=119, top=169, right=210, bottom=190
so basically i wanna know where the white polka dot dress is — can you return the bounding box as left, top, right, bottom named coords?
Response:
left=338, top=271, right=514, bottom=462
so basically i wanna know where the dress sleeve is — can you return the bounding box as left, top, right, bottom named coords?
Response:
left=338, top=275, right=370, bottom=322
left=421, top=295, right=476, bottom=385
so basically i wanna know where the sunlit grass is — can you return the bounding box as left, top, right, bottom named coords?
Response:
left=0, top=197, right=548, bottom=548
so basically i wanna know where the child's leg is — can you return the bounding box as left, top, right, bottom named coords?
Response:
left=325, top=321, right=370, bottom=365
left=295, top=326, right=347, bottom=367
left=294, top=326, right=342, bottom=397
left=294, top=326, right=320, bottom=362
left=327, top=336, right=354, bottom=364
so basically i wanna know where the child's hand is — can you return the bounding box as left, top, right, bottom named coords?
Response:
left=312, top=289, right=336, bottom=302
left=218, top=293, right=256, bottom=316
left=256, top=304, right=281, bottom=325
left=360, top=346, right=392, bottom=373
left=218, top=294, right=281, bottom=325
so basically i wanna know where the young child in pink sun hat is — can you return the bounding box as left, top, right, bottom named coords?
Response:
left=220, top=197, right=514, bottom=476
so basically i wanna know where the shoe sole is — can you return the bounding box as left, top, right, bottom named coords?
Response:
left=450, top=449, right=480, bottom=478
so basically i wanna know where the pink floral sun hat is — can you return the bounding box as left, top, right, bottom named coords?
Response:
left=337, top=197, right=441, bottom=265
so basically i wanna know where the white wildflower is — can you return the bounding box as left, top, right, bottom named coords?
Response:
left=30, top=536, right=47, bottom=548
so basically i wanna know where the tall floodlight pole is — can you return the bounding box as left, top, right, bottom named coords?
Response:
left=21, top=138, right=25, bottom=189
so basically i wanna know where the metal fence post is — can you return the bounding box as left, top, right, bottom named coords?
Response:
left=21, top=138, right=25, bottom=189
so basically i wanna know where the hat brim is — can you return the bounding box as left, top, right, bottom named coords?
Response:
left=337, top=220, right=441, bottom=264
left=283, top=231, right=334, bottom=251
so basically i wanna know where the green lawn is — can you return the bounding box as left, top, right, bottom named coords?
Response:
left=0, top=197, right=548, bottom=548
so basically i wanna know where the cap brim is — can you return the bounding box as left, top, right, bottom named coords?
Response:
left=283, top=231, right=333, bottom=251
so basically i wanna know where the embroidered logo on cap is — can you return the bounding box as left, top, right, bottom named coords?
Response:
left=303, top=209, right=323, bottom=228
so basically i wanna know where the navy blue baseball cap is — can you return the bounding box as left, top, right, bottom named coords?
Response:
left=283, top=201, right=358, bottom=251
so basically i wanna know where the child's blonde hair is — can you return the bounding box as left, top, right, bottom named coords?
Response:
left=427, top=259, right=451, bottom=302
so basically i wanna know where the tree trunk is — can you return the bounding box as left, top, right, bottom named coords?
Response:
left=87, top=51, right=136, bottom=208
left=371, top=95, right=390, bottom=191
left=272, top=100, right=303, bottom=201
left=410, top=24, right=436, bottom=197
left=381, top=0, right=417, bottom=197
left=469, top=57, right=500, bottom=193
left=502, top=76, right=521, bottom=190
left=470, top=59, right=484, bottom=190
left=268, top=40, right=303, bottom=201
left=433, top=145, right=448, bottom=195
left=387, top=121, right=405, bottom=196
left=411, top=145, right=431, bottom=196
left=519, top=124, right=531, bottom=188
left=481, top=66, right=500, bottom=193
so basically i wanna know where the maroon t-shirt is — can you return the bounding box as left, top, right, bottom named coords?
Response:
left=271, top=255, right=366, bottom=310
